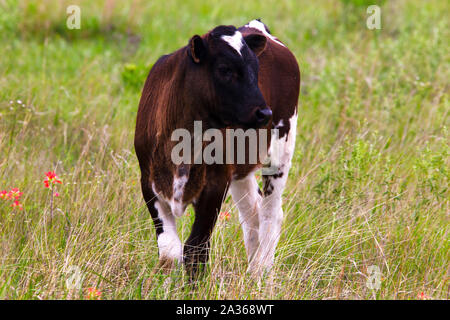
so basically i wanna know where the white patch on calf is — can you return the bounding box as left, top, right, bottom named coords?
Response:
left=154, top=200, right=183, bottom=263
left=152, top=175, right=188, bottom=264
left=274, top=119, right=284, bottom=129
left=221, top=31, right=244, bottom=56
left=246, top=20, right=286, bottom=48
left=171, top=175, right=188, bottom=217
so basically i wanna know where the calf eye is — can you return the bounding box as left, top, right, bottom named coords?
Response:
left=217, top=66, right=234, bottom=80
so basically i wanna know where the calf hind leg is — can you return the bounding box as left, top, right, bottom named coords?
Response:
left=140, top=174, right=183, bottom=273
left=230, top=174, right=261, bottom=272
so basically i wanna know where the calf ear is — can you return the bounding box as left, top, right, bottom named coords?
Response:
left=244, top=34, right=267, bottom=57
left=188, top=35, right=206, bottom=63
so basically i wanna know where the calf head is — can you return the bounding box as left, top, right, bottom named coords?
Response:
left=186, top=25, right=271, bottom=128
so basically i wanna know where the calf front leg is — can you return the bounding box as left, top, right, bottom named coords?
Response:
left=255, top=112, right=297, bottom=275
left=184, top=176, right=229, bottom=280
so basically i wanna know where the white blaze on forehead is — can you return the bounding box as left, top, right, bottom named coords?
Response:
left=221, top=31, right=244, bottom=56
left=246, top=20, right=286, bottom=47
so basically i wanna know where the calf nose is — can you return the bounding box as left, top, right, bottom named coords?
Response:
left=255, top=107, right=272, bottom=126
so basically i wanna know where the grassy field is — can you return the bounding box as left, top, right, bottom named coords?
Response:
left=0, top=0, right=448, bottom=300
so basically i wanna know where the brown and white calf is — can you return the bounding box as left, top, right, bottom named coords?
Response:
left=134, top=20, right=300, bottom=278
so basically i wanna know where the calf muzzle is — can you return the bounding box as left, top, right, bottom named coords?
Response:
left=254, top=107, right=272, bottom=127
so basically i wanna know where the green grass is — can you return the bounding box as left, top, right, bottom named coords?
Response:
left=0, top=0, right=448, bottom=299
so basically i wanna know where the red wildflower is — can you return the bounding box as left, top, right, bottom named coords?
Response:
left=44, top=171, right=62, bottom=188
left=8, top=188, right=23, bottom=200
left=417, top=292, right=431, bottom=300
left=220, top=211, right=231, bottom=221
left=11, top=200, right=23, bottom=210
left=86, top=287, right=102, bottom=300
left=0, top=190, right=9, bottom=200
